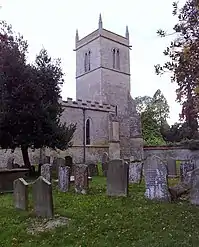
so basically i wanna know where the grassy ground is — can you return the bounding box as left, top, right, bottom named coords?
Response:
left=1, top=176, right=199, bottom=247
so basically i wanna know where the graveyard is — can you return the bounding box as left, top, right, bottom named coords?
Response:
left=1, top=160, right=199, bottom=247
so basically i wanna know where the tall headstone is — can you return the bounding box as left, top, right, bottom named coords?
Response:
left=65, top=156, right=74, bottom=176
left=144, top=155, right=171, bottom=202
left=58, top=166, right=70, bottom=192
left=7, top=156, right=14, bottom=169
left=180, top=160, right=195, bottom=182
left=87, top=163, right=99, bottom=177
left=32, top=176, right=54, bottom=218
left=74, top=164, right=88, bottom=194
left=167, top=158, right=177, bottom=177
left=102, top=152, right=109, bottom=177
left=41, top=164, right=52, bottom=182
left=129, top=156, right=143, bottom=184
left=190, top=168, right=199, bottom=205
left=107, top=159, right=129, bottom=197
left=13, top=178, right=28, bottom=210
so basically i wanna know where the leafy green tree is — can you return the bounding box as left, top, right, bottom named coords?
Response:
left=155, top=0, right=199, bottom=138
left=151, top=89, right=170, bottom=126
left=0, top=21, right=76, bottom=169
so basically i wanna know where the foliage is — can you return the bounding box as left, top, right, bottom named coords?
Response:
left=141, top=109, right=166, bottom=146
left=0, top=21, right=76, bottom=168
left=135, top=89, right=169, bottom=145
left=155, top=0, right=199, bottom=137
left=1, top=177, right=199, bottom=246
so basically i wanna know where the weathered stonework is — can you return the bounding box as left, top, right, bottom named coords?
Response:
left=0, top=15, right=143, bottom=166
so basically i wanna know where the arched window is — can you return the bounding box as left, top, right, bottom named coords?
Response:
left=84, top=52, right=88, bottom=72
left=84, top=51, right=91, bottom=72
left=85, top=119, right=90, bottom=145
left=116, top=49, right=120, bottom=70
left=88, top=50, right=91, bottom=71
left=112, top=48, right=116, bottom=68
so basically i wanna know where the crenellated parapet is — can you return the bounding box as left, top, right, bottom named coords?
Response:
left=61, top=97, right=116, bottom=113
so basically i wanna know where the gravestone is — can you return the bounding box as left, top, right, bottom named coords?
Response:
left=65, top=156, right=74, bottom=175
left=129, top=157, right=143, bottom=184
left=7, top=156, right=14, bottom=169
left=32, top=176, right=53, bottom=218
left=144, top=155, right=171, bottom=201
left=74, top=164, right=88, bottom=194
left=41, top=164, right=52, bottom=182
left=87, top=163, right=98, bottom=176
left=180, top=160, right=195, bottom=182
left=13, top=178, right=28, bottom=210
left=58, top=166, right=70, bottom=192
left=102, top=152, right=109, bottom=177
left=189, top=168, right=199, bottom=205
left=167, top=158, right=177, bottom=177
left=107, top=159, right=129, bottom=197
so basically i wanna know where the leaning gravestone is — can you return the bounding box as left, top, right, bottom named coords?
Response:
left=13, top=178, right=29, bottom=210
left=129, top=156, right=143, bottom=184
left=32, top=176, right=53, bottom=218
left=107, top=159, right=129, bottom=197
left=180, top=160, right=195, bottom=182
left=189, top=168, right=199, bottom=205
left=41, top=164, right=52, bottom=182
left=58, top=166, right=70, bottom=192
left=74, top=164, right=88, bottom=194
left=102, top=152, right=109, bottom=177
left=144, top=155, right=171, bottom=202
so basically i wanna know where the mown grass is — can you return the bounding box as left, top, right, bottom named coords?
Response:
left=0, top=176, right=199, bottom=247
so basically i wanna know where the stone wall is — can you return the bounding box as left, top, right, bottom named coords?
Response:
left=144, top=146, right=199, bottom=164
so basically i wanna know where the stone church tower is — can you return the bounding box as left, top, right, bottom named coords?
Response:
left=75, top=14, right=144, bottom=161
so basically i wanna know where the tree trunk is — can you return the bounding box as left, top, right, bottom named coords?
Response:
left=21, top=145, right=31, bottom=169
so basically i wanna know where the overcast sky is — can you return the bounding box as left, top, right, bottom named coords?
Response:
left=1, top=0, right=186, bottom=124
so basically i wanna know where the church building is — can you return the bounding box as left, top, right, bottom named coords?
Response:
left=58, top=14, right=144, bottom=164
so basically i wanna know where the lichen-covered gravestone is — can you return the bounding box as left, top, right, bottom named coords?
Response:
left=107, top=159, right=129, bottom=197
left=58, top=166, right=70, bottom=192
left=102, top=152, right=109, bottom=177
left=144, top=155, right=171, bottom=202
left=13, top=178, right=28, bottom=210
left=41, top=164, right=52, bottom=182
left=129, top=156, right=143, bottom=184
left=180, top=160, right=195, bottom=182
left=74, top=164, right=88, bottom=194
left=32, top=176, right=54, bottom=218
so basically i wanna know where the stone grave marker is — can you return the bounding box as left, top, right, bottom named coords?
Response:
left=190, top=168, right=199, bottom=205
left=180, top=160, right=195, bottom=182
left=107, top=159, right=129, bottom=197
left=32, top=176, right=53, bottom=218
left=87, top=163, right=99, bottom=177
left=41, top=164, right=52, bottom=182
left=144, top=155, right=171, bottom=202
left=7, top=156, right=14, bottom=169
left=129, top=156, right=143, bottom=184
left=74, top=164, right=88, bottom=194
left=58, top=166, right=70, bottom=192
left=65, top=156, right=74, bottom=176
left=13, top=178, right=29, bottom=210
left=102, top=152, right=109, bottom=177
left=167, top=158, right=177, bottom=177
